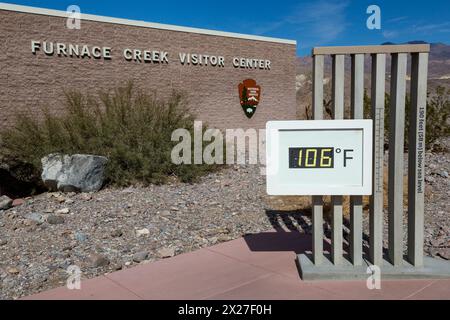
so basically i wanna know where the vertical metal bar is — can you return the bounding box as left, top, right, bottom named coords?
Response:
left=313, top=55, right=324, bottom=120
left=332, top=54, right=345, bottom=117
left=312, top=195, right=324, bottom=265
left=350, top=197, right=363, bottom=265
left=312, top=54, right=324, bottom=265
left=331, top=196, right=343, bottom=264
left=350, top=53, right=364, bottom=266
left=351, top=54, right=364, bottom=118
left=407, top=52, right=428, bottom=267
left=388, top=53, right=407, bottom=266
left=331, top=54, right=344, bottom=265
left=370, top=53, right=386, bottom=267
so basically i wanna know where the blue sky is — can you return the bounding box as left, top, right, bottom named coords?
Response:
left=3, top=0, right=449, bottom=55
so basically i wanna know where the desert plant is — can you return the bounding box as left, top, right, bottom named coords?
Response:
left=426, top=86, right=450, bottom=145
left=0, top=82, right=220, bottom=188
left=363, top=86, right=450, bottom=149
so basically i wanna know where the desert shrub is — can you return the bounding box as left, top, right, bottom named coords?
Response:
left=426, top=86, right=450, bottom=145
left=0, top=82, right=220, bottom=187
left=363, top=86, right=450, bottom=149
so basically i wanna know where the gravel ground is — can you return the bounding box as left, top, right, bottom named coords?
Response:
left=0, top=138, right=448, bottom=300
left=361, top=137, right=450, bottom=260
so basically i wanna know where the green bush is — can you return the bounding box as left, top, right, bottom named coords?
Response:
left=426, top=86, right=450, bottom=145
left=363, top=86, right=450, bottom=149
left=0, top=82, right=220, bottom=187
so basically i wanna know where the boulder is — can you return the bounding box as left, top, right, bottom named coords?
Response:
left=136, top=228, right=150, bottom=237
left=25, top=212, right=45, bottom=225
left=12, top=198, right=25, bottom=207
left=41, top=154, right=108, bottom=193
left=0, top=195, right=13, bottom=210
left=132, top=251, right=149, bottom=263
left=47, top=214, right=65, bottom=225
left=158, top=247, right=175, bottom=258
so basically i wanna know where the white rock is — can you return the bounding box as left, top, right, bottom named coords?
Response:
left=132, top=251, right=149, bottom=263
left=158, top=247, right=175, bottom=258
left=55, top=208, right=70, bottom=214
left=136, top=228, right=150, bottom=237
left=7, top=267, right=19, bottom=274
left=25, top=212, right=45, bottom=224
left=80, top=193, right=93, bottom=201
left=41, top=153, right=108, bottom=193
left=0, top=195, right=13, bottom=210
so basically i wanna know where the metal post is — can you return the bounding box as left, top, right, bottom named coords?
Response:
left=312, top=195, right=324, bottom=264
left=313, top=55, right=324, bottom=120
left=350, top=54, right=364, bottom=266
left=407, top=52, right=428, bottom=267
left=370, top=53, right=386, bottom=267
left=312, top=54, right=324, bottom=265
left=331, top=54, right=345, bottom=265
left=388, top=53, right=407, bottom=266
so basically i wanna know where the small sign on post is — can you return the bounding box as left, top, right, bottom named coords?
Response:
left=266, top=120, right=373, bottom=195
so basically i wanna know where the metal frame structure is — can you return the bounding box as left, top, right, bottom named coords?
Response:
left=297, top=44, right=450, bottom=280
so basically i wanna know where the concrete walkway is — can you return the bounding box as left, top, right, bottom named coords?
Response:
left=24, top=231, right=450, bottom=300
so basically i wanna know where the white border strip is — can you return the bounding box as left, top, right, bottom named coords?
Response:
left=0, top=2, right=297, bottom=45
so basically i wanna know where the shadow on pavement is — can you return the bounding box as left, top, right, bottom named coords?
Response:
left=243, top=209, right=331, bottom=254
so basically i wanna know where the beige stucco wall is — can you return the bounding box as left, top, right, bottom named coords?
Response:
left=0, top=8, right=297, bottom=130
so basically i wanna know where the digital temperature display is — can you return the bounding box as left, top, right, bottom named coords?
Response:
left=266, top=120, right=373, bottom=195
left=289, top=147, right=334, bottom=168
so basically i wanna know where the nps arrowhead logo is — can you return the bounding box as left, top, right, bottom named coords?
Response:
left=238, top=79, right=261, bottom=119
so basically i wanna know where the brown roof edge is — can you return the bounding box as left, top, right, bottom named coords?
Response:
left=312, top=44, right=430, bottom=55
